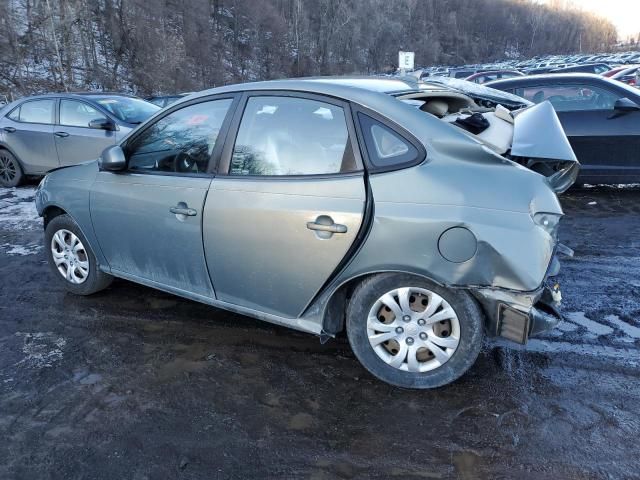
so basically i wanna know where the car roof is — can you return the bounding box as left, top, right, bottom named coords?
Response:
left=193, top=76, right=449, bottom=100
left=14, top=92, right=138, bottom=102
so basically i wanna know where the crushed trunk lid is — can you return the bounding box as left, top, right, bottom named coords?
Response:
left=511, top=101, right=579, bottom=194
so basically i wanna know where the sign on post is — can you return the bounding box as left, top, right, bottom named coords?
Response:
left=399, top=51, right=415, bottom=72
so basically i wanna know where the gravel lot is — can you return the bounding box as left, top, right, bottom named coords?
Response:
left=1, top=182, right=640, bottom=479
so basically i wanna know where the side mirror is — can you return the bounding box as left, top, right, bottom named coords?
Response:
left=613, top=97, right=640, bottom=112
left=99, top=145, right=126, bottom=171
left=89, top=118, right=116, bottom=131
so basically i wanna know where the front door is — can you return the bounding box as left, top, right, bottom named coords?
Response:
left=558, top=108, right=640, bottom=182
left=204, top=94, right=366, bottom=318
left=54, top=99, right=117, bottom=165
left=90, top=97, right=235, bottom=298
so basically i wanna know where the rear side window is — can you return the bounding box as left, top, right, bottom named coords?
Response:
left=230, top=96, right=357, bottom=176
left=9, top=100, right=54, bottom=124
left=358, top=113, right=420, bottom=169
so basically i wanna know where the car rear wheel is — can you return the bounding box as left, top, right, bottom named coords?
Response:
left=346, top=273, right=484, bottom=389
left=45, top=214, right=113, bottom=295
left=0, top=150, right=23, bottom=187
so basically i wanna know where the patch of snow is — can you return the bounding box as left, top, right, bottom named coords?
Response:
left=15, top=332, right=66, bottom=369
left=588, top=201, right=597, bottom=205
left=0, top=186, right=41, bottom=231
left=522, top=339, right=640, bottom=366
left=565, top=311, right=614, bottom=337
left=605, top=314, right=640, bottom=341
left=556, top=321, right=579, bottom=332
left=583, top=183, right=640, bottom=189
left=2, top=243, right=42, bottom=255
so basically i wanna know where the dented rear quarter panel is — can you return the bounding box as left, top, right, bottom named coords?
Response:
left=334, top=144, right=561, bottom=293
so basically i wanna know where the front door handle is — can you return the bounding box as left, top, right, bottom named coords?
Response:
left=307, top=216, right=348, bottom=234
left=3, top=127, right=16, bottom=133
left=54, top=131, right=70, bottom=138
left=169, top=206, right=197, bottom=216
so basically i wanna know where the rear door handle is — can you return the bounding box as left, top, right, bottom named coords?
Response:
left=54, top=131, right=70, bottom=138
left=169, top=206, right=197, bottom=216
left=3, top=127, right=16, bottom=133
left=306, top=220, right=347, bottom=234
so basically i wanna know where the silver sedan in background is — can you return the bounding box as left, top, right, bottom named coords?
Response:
left=35, top=77, right=578, bottom=388
left=0, top=93, right=159, bottom=186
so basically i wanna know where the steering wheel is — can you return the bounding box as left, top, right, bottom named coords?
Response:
left=173, top=151, right=199, bottom=173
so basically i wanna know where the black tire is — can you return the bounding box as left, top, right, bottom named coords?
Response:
left=346, top=273, right=484, bottom=389
left=45, top=214, right=113, bottom=295
left=0, top=149, right=24, bottom=187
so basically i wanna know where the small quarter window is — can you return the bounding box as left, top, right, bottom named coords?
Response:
left=8, top=107, right=20, bottom=121
left=358, top=113, right=420, bottom=169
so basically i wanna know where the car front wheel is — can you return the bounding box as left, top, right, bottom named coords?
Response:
left=45, top=214, right=113, bottom=295
left=346, top=273, right=484, bottom=389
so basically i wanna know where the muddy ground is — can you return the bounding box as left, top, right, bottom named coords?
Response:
left=1, top=182, right=640, bottom=479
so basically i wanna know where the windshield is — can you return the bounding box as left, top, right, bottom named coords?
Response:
left=93, top=96, right=160, bottom=124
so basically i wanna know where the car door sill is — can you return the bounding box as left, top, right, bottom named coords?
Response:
left=105, top=267, right=323, bottom=335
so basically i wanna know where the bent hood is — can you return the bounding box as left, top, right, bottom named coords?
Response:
left=511, top=101, right=579, bottom=194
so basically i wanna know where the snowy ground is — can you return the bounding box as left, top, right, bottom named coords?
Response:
left=1, top=182, right=640, bottom=478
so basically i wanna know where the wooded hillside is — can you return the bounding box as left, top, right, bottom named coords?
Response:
left=0, top=0, right=618, bottom=98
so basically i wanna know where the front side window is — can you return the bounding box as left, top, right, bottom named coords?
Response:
left=60, top=100, right=107, bottom=127
left=126, top=99, right=232, bottom=174
left=230, top=96, right=357, bottom=176
left=12, top=100, right=54, bottom=124
left=517, top=84, right=620, bottom=111
left=358, top=113, right=420, bottom=169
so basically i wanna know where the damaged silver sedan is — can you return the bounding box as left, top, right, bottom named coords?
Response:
left=35, top=77, right=578, bottom=388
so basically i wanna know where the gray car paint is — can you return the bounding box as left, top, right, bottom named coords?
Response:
left=35, top=77, right=576, bottom=341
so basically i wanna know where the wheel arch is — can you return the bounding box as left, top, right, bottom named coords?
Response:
left=42, top=204, right=68, bottom=229
left=317, top=269, right=448, bottom=337
left=0, top=143, right=25, bottom=170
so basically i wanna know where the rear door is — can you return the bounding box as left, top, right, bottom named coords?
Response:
left=54, top=99, right=117, bottom=166
left=91, top=96, right=236, bottom=298
left=203, top=93, right=366, bottom=318
left=2, top=99, right=58, bottom=174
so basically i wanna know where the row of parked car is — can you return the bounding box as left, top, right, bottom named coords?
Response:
left=424, top=50, right=640, bottom=83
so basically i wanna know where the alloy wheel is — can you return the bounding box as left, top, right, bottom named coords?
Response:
left=0, top=153, right=17, bottom=183
left=367, top=287, right=460, bottom=372
left=51, top=229, right=90, bottom=284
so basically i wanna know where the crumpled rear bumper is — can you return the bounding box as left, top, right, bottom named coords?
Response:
left=471, top=244, right=571, bottom=344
